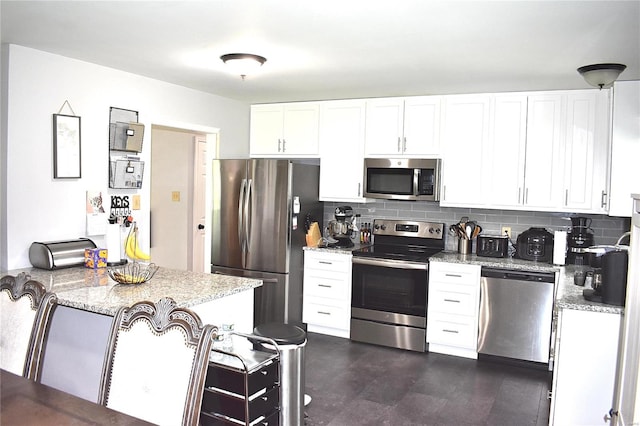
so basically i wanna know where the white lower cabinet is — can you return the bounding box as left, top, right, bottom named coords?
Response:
left=303, top=250, right=352, bottom=338
left=427, top=262, right=481, bottom=359
left=549, top=308, right=621, bottom=425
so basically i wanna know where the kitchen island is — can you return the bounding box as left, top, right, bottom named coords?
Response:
left=1, top=265, right=262, bottom=403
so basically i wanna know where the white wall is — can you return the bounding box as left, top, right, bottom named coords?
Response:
left=2, top=44, right=250, bottom=270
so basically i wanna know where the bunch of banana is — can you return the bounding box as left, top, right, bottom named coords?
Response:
left=125, top=223, right=151, bottom=261
left=111, top=271, right=146, bottom=284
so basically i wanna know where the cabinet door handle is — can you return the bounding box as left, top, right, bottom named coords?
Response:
left=565, top=189, right=569, bottom=206
left=444, top=298, right=461, bottom=303
left=277, top=139, right=282, bottom=152
left=282, top=139, right=286, bottom=152
left=443, top=185, right=446, bottom=201
left=358, top=183, right=361, bottom=197
left=518, top=187, right=522, bottom=204
left=403, top=136, right=407, bottom=152
left=443, top=329, right=459, bottom=334
left=524, top=187, right=529, bottom=204
left=601, top=190, right=608, bottom=209
left=397, top=137, right=401, bottom=152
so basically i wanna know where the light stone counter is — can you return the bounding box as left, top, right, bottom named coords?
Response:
left=1, top=266, right=262, bottom=316
left=431, top=252, right=624, bottom=315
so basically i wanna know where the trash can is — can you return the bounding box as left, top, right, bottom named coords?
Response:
left=253, top=323, right=307, bottom=426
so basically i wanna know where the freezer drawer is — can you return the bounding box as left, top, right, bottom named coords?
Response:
left=478, top=268, right=555, bottom=364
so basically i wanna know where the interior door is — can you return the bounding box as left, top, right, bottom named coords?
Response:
left=191, top=136, right=207, bottom=272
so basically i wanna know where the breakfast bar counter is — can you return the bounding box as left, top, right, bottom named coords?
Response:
left=0, top=265, right=263, bottom=403
left=1, top=265, right=263, bottom=316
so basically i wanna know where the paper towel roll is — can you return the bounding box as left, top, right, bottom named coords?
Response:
left=106, top=224, right=122, bottom=263
left=553, top=230, right=567, bottom=265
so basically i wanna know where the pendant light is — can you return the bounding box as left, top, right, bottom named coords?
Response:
left=577, top=63, right=627, bottom=89
left=220, top=53, right=267, bottom=80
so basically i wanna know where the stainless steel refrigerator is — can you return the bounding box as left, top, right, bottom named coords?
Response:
left=211, top=159, right=323, bottom=328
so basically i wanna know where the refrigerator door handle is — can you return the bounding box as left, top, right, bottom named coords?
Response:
left=238, top=178, right=247, bottom=263
left=245, top=179, right=253, bottom=252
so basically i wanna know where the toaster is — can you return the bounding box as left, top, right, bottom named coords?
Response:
left=476, top=234, right=509, bottom=258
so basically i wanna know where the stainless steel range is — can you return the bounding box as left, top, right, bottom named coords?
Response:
left=350, top=219, right=445, bottom=352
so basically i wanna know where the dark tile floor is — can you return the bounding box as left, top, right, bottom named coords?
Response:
left=304, top=333, right=551, bottom=426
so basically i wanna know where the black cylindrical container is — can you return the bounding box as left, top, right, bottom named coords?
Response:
left=601, top=250, right=629, bottom=306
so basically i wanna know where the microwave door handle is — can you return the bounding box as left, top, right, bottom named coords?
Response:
left=414, top=168, right=420, bottom=197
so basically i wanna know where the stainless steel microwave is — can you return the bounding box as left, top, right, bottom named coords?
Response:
left=363, top=158, right=441, bottom=201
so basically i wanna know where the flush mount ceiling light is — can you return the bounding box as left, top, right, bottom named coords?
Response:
left=220, top=53, right=267, bottom=80
left=577, top=63, right=627, bottom=89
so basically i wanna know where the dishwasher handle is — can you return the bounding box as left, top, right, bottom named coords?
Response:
left=481, top=267, right=555, bottom=283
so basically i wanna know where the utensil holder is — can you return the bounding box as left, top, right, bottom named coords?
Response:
left=458, top=238, right=472, bottom=255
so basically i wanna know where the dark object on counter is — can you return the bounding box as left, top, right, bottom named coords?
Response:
left=477, top=234, right=509, bottom=258
left=583, top=250, right=629, bottom=306
left=574, top=270, right=586, bottom=286
left=29, top=238, right=96, bottom=270
left=566, top=216, right=595, bottom=265
left=515, top=227, right=554, bottom=263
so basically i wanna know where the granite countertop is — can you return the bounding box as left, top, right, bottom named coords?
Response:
left=0, top=266, right=263, bottom=316
left=431, top=252, right=624, bottom=315
left=303, top=243, right=370, bottom=255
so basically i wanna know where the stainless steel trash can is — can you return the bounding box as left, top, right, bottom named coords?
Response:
left=254, top=323, right=306, bottom=426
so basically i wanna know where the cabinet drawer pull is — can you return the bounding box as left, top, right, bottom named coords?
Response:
left=601, top=190, right=608, bottom=208
left=318, top=311, right=331, bottom=315
left=318, top=261, right=333, bottom=265
left=444, top=298, right=461, bottom=303
left=443, top=329, right=459, bottom=334
left=444, top=273, right=462, bottom=278
left=318, top=284, right=332, bottom=288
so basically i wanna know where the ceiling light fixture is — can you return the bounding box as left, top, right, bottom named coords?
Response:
left=577, top=63, right=627, bottom=90
left=220, top=53, right=267, bottom=80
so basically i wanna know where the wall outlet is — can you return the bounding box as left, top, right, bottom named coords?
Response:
left=132, top=194, right=141, bottom=210
left=502, top=226, right=512, bottom=238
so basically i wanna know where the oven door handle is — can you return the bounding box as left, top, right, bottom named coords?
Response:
left=352, top=257, right=429, bottom=270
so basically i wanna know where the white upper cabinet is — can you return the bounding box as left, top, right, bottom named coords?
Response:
left=250, top=103, right=320, bottom=157
left=486, top=94, right=528, bottom=207
left=441, top=90, right=610, bottom=213
left=608, top=81, right=640, bottom=217
left=440, top=95, right=491, bottom=206
left=364, top=96, right=441, bottom=157
left=318, top=100, right=370, bottom=202
left=522, top=93, right=565, bottom=209
left=562, top=90, right=610, bottom=213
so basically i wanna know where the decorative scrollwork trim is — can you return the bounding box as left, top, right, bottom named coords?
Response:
left=1, top=273, right=48, bottom=310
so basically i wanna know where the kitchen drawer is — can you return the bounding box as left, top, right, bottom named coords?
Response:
left=427, top=313, right=477, bottom=349
left=429, top=262, right=480, bottom=286
left=205, top=359, right=279, bottom=396
left=304, top=273, right=349, bottom=300
left=303, top=298, right=349, bottom=329
left=429, top=286, right=476, bottom=316
left=202, top=385, right=279, bottom=425
left=304, top=251, right=352, bottom=274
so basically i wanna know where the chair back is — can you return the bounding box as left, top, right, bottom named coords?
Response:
left=99, top=297, right=216, bottom=426
left=0, top=273, right=57, bottom=380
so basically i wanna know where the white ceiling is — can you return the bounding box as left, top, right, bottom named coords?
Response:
left=2, top=1, right=639, bottom=104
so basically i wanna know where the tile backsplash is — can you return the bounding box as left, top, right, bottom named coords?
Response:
left=323, top=201, right=630, bottom=252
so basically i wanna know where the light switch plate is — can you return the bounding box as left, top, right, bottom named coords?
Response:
left=172, top=191, right=180, bottom=202
left=132, top=195, right=141, bottom=210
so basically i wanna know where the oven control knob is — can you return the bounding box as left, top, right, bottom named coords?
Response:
left=380, top=224, right=387, bottom=231
left=429, top=227, right=434, bottom=234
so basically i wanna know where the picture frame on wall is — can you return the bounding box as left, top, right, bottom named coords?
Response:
left=53, top=113, right=81, bottom=178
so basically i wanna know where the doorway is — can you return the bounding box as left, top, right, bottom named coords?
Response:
left=150, top=125, right=217, bottom=272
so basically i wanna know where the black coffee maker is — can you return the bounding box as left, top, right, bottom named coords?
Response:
left=583, top=250, right=629, bottom=306
left=566, top=216, right=594, bottom=265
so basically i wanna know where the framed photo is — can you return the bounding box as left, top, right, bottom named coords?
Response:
left=53, top=114, right=81, bottom=178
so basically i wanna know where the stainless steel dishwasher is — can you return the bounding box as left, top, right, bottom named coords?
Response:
left=478, top=268, right=555, bottom=364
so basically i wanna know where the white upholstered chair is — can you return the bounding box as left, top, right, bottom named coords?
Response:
left=98, top=297, right=217, bottom=426
left=0, top=272, right=57, bottom=380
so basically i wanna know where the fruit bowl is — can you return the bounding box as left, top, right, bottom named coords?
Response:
left=107, top=262, right=159, bottom=285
